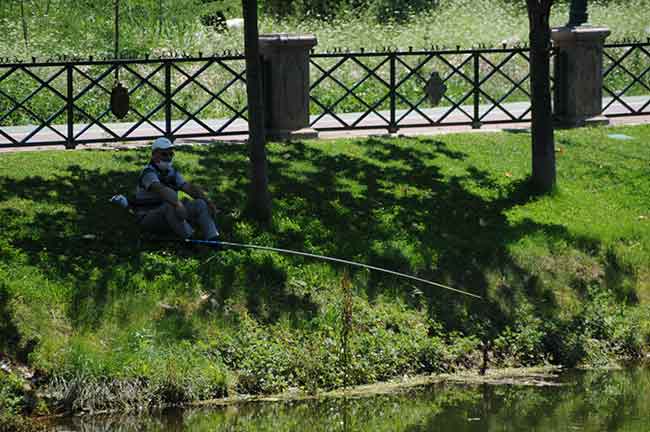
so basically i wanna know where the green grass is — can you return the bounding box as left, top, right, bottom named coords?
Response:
left=1, top=124, right=650, bottom=416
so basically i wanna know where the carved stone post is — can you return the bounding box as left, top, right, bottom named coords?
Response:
left=259, top=33, right=318, bottom=140
left=551, top=25, right=611, bottom=127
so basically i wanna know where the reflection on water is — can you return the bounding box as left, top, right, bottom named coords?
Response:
left=53, top=366, right=650, bottom=432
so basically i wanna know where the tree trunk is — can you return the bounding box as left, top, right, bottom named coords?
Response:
left=242, top=0, right=271, bottom=222
left=527, top=0, right=556, bottom=192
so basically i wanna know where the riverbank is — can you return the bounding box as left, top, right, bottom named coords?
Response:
left=1, top=124, right=650, bottom=427
left=41, top=363, right=650, bottom=431
left=0, top=363, right=564, bottom=431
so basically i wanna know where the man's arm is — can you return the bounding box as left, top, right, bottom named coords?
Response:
left=182, top=182, right=219, bottom=216
left=150, top=182, right=187, bottom=218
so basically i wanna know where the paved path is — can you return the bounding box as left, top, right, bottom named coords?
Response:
left=1, top=96, right=649, bottom=153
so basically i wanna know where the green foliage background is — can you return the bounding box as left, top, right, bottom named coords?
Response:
left=1, top=0, right=649, bottom=58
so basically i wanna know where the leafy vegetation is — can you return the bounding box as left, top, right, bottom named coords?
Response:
left=0, top=124, right=649, bottom=422
left=2, top=0, right=649, bottom=59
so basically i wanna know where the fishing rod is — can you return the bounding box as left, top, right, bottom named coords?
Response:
left=186, top=238, right=482, bottom=300
left=106, top=196, right=479, bottom=299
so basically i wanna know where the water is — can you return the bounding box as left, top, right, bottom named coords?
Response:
left=53, top=366, right=650, bottom=431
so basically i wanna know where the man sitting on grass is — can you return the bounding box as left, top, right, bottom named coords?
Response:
left=132, top=137, right=220, bottom=242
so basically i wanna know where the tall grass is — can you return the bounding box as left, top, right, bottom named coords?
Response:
left=1, top=0, right=649, bottom=58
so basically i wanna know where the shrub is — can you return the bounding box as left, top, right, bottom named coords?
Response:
left=541, top=287, right=647, bottom=367
left=0, top=370, right=26, bottom=416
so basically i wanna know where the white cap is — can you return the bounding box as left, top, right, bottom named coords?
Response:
left=152, top=137, right=174, bottom=151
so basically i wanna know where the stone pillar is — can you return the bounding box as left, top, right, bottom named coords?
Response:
left=551, top=26, right=611, bottom=127
left=259, top=33, right=318, bottom=140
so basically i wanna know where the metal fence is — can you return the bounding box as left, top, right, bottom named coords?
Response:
left=309, top=45, right=542, bottom=132
left=602, top=41, right=650, bottom=117
left=0, top=41, right=648, bottom=149
left=309, top=41, right=650, bottom=133
left=0, top=54, right=249, bottom=149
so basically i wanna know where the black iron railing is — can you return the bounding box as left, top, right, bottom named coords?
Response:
left=0, top=42, right=648, bottom=149
left=603, top=41, right=650, bottom=117
left=309, top=46, right=545, bottom=132
left=0, top=54, right=248, bottom=148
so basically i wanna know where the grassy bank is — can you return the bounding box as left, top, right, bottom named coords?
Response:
left=1, top=124, right=650, bottom=422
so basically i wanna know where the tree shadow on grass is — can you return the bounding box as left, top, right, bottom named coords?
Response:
left=0, top=281, right=23, bottom=357
left=0, top=146, right=319, bottom=339
left=0, top=136, right=638, bottom=347
left=192, top=136, right=636, bottom=335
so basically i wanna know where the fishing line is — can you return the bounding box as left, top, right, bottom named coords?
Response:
left=188, top=239, right=482, bottom=300
left=30, top=233, right=480, bottom=299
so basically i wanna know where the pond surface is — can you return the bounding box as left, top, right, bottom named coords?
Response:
left=53, top=366, right=650, bottom=431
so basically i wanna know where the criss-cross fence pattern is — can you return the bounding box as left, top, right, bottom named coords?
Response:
left=602, top=41, right=650, bottom=117
left=0, top=54, right=248, bottom=148
left=309, top=46, right=546, bottom=132
left=1, top=42, right=649, bottom=149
